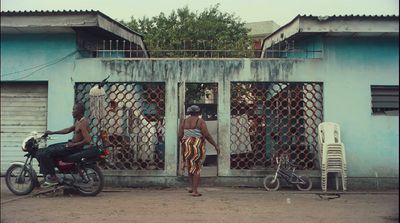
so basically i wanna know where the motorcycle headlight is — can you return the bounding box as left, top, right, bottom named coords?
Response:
left=21, top=137, right=36, bottom=152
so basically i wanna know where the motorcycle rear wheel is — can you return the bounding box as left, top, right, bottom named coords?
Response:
left=5, top=165, right=35, bottom=196
left=75, top=164, right=104, bottom=196
left=263, top=175, right=280, bottom=191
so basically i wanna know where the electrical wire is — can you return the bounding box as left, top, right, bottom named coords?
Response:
left=1, top=50, right=79, bottom=79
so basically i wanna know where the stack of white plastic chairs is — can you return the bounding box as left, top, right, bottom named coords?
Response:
left=318, top=122, right=347, bottom=191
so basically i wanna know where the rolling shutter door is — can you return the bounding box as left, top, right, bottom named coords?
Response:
left=1, top=83, right=48, bottom=174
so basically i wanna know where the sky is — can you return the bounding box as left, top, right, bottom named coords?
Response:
left=1, top=0, right=399, bottom=26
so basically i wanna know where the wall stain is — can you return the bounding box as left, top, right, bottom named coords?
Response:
left=103, top=59, right=301, bottom=82
left=251, top=60, right=298, bottom=81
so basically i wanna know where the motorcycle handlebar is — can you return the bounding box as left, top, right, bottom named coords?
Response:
left=40, top=134, right=48, bottom=139
left=39, top=134, right=56, bottom=141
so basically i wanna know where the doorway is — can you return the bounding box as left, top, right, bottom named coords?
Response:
left=178, top=83, right=218, bottom=176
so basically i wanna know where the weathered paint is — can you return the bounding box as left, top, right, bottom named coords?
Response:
left=71, top=37, right=398, bottom=180
left=322, top=36, right=399, bottom=178
left=1, top=33, right=78, bottom=144
left=1, top=34, right=398, bottom=187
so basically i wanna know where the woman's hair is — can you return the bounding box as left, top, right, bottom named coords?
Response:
left=186, top=105, right=201, bottom=116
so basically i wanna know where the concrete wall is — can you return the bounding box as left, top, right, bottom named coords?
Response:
left=322, top=36, right=399, bottom=178
left=1, top=34, right=398, bottom=188
left=71, top=37, right=399, bottom=181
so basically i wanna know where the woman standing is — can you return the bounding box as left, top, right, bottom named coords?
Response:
left=178, top=105, right=220, bottom=197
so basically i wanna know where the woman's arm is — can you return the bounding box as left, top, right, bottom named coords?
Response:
left=199, top=119, right=220, bottom=155
left=178, top=118, right=185, bottom=141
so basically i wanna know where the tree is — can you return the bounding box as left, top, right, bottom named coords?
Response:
left=121, top=4, right=252, bottom=57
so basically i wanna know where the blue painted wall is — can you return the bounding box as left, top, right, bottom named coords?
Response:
left=322, top=36, right=399, bottom=177
left=286, top=35, right=324, bottom=59
left=1, top=33, right=79, bottom=143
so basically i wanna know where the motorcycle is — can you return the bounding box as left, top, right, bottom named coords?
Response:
left=5, top=132, right=110, bottom=196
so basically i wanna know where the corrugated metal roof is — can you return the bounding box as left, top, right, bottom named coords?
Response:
left=298, top=14, right=399, bottom=18
left=260, top=14, right=399, bottom=57
left=298, top=14, right=399, bottom=21
left=1, top=10, right=143, bottom=37
left=1, top=10, right=149, bottom=57
left=272, top=14, right=399, bottom=37
left=264, top=14, right=399, bottom=41
left=1, top=10, right=100, bottom=15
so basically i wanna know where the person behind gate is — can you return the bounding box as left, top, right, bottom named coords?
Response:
left=178, top=105, right=220, bottom=197
left=37, top=102, right=92, bottom=186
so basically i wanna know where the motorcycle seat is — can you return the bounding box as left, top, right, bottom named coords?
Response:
left=63, top=147, right=100, bottom=162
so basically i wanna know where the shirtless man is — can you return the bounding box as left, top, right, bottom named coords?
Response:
left=37, top=103, right=92, bottom=186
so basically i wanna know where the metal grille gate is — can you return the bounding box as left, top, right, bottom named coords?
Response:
left=75, top=82, right=165, bottom=170
left=230, top=82, right=323, bottom=170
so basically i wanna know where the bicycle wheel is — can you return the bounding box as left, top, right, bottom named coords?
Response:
left=296, top=176, right=312, bottom=191
left=263, top=175, right=280, bottom=191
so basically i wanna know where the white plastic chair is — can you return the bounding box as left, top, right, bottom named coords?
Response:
left=318, top=122, right=347, bottom=191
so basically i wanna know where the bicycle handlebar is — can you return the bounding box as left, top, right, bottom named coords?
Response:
left=274, top=154, right=303, bottom=170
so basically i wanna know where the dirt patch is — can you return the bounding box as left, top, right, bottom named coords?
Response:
left=1, top=182, right=399, bottom=223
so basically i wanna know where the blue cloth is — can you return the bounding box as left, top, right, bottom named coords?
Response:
left=183, top=129, right=203, bottom=138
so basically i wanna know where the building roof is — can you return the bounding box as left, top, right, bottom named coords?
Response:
left=1, top=10, right=148, bottom=57
left=261, top=14, right=399, bottom=57
left=244, top=21, right=280, bottom=37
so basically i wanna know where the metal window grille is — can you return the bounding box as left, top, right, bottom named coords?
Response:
left=75, top=82, right=165, bottom=170
left=230, top=82, right=323, bottom=170
left=371, top=85, right=399, bottom=116
left=89, top=40, right=320, bottom=59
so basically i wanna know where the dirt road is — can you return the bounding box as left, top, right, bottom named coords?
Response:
left=1, top=178, right=398, bottom=223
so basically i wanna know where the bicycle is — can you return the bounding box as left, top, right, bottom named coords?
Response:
left=263, top=154, right=312, bottom=191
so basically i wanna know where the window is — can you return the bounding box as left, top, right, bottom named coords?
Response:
left=371, top=85, right=399, bottom=115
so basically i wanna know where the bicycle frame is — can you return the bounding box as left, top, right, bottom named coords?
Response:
left=272, top=157, right=306, bottom=185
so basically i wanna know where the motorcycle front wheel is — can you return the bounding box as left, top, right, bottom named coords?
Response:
left=263, top=175, right=280, bottom=191
left=5, top=164, right=36, bottom=196
left=75, top=164, right=104, bottom=196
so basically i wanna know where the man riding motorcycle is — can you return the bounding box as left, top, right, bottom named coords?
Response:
left=37, top=102, right=91, bottom=186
